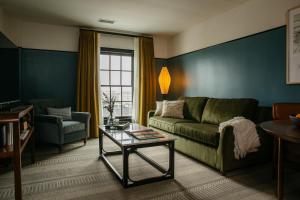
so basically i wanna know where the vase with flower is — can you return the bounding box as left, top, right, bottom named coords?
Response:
left=102, top=92, right=116, bottom=128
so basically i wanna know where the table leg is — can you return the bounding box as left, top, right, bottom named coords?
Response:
left=277, top=138, right=283, bottom=200
left=99, top=129, right=103, bottom=157
left=122, top=147, right=129, bottom=187
left=169, top=141, right=175, bottom=178
left=273, top=138, right=278, bottom=180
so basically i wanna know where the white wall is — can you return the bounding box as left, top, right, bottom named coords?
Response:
left=100, top=33, right=134, bottom=50
left=2, top=13, right=79, bottom=52
left=1, top=12, right=167, bottom=58
left=168, top=0, right=300, bottom=57
left=153, top=35, right=168, bottom=59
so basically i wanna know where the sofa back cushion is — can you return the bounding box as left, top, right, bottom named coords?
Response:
left=201, top=98, right=258, bottom=125
left=178, top=96, right=208, bottom=122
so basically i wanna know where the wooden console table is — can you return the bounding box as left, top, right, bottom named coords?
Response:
left=0, top=105, right=35, bottom=200
left=260, top=120, right=300, bottom=200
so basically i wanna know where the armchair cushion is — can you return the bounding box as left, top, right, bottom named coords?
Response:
left=63, top=121, right=85, bottom=134
left=47, top=107, right=72, bottom=120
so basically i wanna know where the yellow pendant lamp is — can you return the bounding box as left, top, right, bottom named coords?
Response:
left=158, top=67, right=171, bottom=95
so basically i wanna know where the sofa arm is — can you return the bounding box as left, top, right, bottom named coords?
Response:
left=72, top=112, right=91, bottom=123
left=216, top=125, right=273, bottom=173
left=147, top=110, right=156, bottom=126
left=35, top=114, right=64, bottom=144
left=72, top=112, right=91, bottom=137
left=216, top=125, right=234, bottom=172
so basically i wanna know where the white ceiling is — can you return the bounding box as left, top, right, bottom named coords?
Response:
left=0, top=0, right=250, bottom=35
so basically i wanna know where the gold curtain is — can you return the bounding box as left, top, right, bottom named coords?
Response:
left=138, top=37, right=156, bottom=125
left=76, top=30, right=100, bottom=138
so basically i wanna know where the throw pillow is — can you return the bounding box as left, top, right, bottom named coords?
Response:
left=47, top=107, right=72, bottom=120
left=154, top=101, right=163, bottom=116
left=161, top=100, right=184, bottom=118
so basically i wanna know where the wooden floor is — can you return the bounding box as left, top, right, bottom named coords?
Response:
left=0, top=138, right=299, bottom=200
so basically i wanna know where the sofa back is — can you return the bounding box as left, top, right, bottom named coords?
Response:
left=179, top=96, right=208, bottom=122
left=201, top=98, right=258, bottom=125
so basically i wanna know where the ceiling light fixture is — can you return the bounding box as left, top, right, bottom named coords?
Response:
left=98, top=18, right=115, bottom=24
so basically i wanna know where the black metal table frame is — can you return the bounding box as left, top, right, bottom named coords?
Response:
left=99, top=128, right=175, bottom=188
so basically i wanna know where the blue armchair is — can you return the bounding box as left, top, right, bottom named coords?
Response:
left=29, top=99, right=91, bottom=152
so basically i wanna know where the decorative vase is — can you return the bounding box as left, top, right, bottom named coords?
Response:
left=107, top=114, right=115, bottom=127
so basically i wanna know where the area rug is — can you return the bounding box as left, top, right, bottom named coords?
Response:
left=0, top=138, right=299, bottom=200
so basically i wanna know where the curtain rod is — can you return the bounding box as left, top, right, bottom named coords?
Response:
left=80, top=27, right=152, bottom=39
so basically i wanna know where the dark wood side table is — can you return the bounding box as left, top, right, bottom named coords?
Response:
left=260, top=120, right=300, bottom=200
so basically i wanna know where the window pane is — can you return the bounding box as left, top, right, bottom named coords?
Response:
left=111, top=71, right=120, bottom=85
left=111, top=87, right=121, bottom=101
left=122, top=87, right=132, bottom=101
left=103, top=108, right=109, bottom=118
left=100, top=70, right=109, bottom=85
left=122, top=72, right=131, bottom=85
left=101, top=86, right=110, bottom=118
left=100, top=55, right=109, bottom=69
left=101, top=86, right=110, bottom=99
left=114, top=102, right=121, bottom=117
left=122, top=56, right=132, bottom=70
left=122, top=102, right=132, bottom=116
left=111, top=55, right=120, bottom=70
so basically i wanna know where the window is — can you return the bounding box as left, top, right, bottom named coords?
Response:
left=100, top=48, right=134, bottom=119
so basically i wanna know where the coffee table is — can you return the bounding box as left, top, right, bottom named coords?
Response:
left=99, top=123, right=175, bottom=188
left=260, top=120, right=300, bottom=200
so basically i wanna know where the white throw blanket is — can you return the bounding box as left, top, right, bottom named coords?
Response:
left=219, top=117, right=261, bottom=160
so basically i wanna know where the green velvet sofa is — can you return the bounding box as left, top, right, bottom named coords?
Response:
left=148, top=97, right=273, bottom=173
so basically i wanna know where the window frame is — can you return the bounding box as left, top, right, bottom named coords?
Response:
left=100, top=47, right=134, bottom=121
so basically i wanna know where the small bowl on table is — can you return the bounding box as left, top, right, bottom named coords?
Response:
left=289, top=114, right=300, bottom=127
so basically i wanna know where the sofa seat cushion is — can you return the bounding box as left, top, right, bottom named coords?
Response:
left=174, top=123, right=220, bottom=147
left=148, top=116, right=195, bottom=133
left=201, top=98, right=258, bottom=125
left=63, top=121, right=85, bottom=134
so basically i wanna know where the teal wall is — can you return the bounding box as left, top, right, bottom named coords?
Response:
left=166, top=26, right=300, bottom=106
left=21, top=49, right=78, bottom=108
left=20, top=27, right=298, bottom=107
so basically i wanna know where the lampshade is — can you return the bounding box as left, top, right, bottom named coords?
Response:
left=158, top=67, right=171, bottom=95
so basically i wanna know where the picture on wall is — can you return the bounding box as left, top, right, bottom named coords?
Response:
left=287, top=5, right=300, bottom=84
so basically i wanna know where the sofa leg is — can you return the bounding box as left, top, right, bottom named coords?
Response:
left=83, top=138, right=87, bottom=145
left=220, top=170, right=226, bottom=176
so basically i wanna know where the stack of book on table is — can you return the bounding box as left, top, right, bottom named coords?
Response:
left=125, top=125, right=165, bottom=140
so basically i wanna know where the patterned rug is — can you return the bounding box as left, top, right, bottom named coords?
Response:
left=0, top=138, right=299, bottom=200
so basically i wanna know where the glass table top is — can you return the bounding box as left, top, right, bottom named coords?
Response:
left=99, top=123, right=175, bottom=147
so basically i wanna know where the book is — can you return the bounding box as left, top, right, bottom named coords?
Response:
left=105, top=122, right=130, bottom=130
left=125, top=124, right=153, bottom=134
left=20, top=129, right=30, bottom=141
left=6, top=123, right=13, bottom=146
left=130, top=131, right=165, bottom=140
left=0, top=125, right=6, bottom=148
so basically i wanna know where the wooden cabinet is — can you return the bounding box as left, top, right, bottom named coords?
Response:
left=0, top=105, right=35, bottom=200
